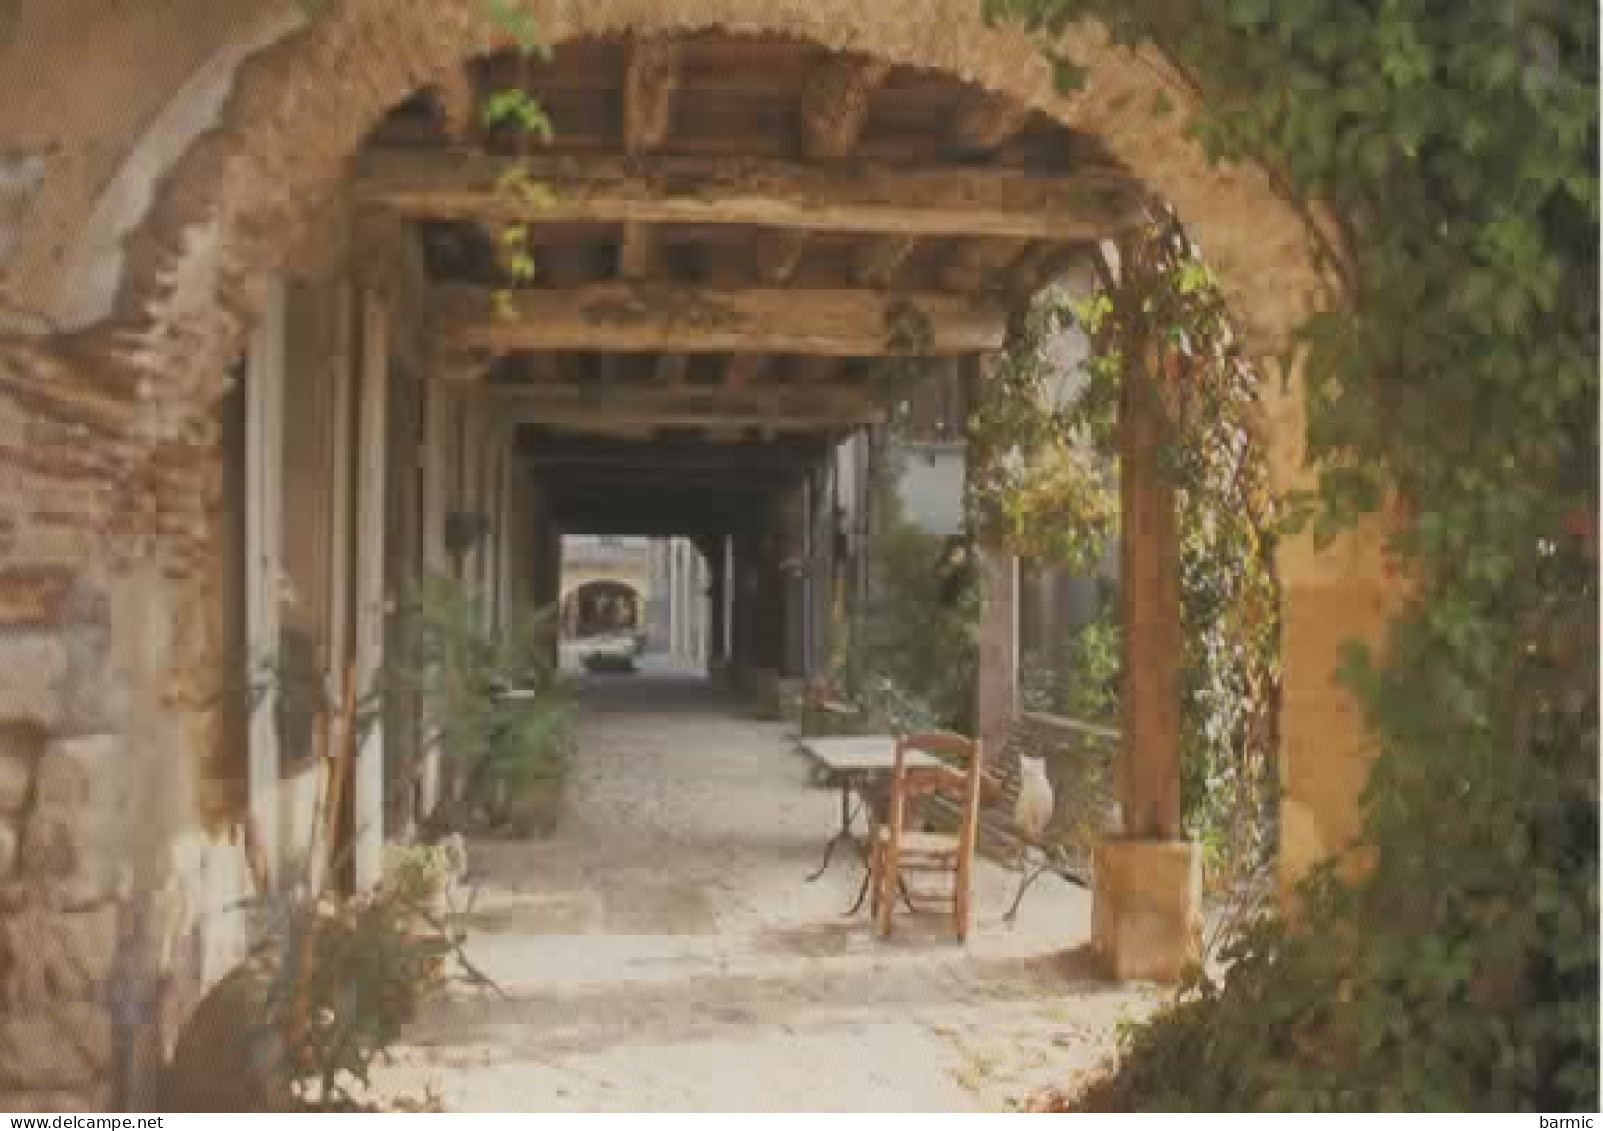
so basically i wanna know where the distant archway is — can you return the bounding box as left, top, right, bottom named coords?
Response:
left=561, top=579, right=644, bottom=640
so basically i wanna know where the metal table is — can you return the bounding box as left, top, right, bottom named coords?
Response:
left=799, top=736, right=940, bottom=914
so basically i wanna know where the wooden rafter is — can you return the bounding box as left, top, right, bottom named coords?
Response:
left=489, top=391, right=882, bottom=429
left=770, top=52, right=886, bottom=278
left=429, top=66, right=479, bottom=144
left=623, top=37, right=682, bottom=152
left=619, top=37, right=682, bottom=280
left=524, top=439, right=822, bottom=471
left=799, top=57, right=890, bottom=159
left=723, top=354, right=766, bottom=390
left=788, top=356, right=840, bottom=386
left=950, top=91, right=1032, bottom=152
left=853, top=236, right=919, bottom=286
left=941, top=238, right=1031, bottom=292
left=436, top=283, right=1007, bottom=356
left=618, top=225, right=660, bottom=279
left=355, top=152, right=1146, bottom=241
left=655, top=353, right=690, bottom=387
left=1007, top=241, right=1099, bottom=297
left=753, top=229, right=810, bottom=284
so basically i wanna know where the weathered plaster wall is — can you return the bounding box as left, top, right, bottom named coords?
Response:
left=0, top=0, right=292, bottom=330
left=0, top=338, right=254, bottom=1109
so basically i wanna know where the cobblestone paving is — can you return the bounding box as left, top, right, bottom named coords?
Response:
left=379, top=669, right=1157, bottom=1112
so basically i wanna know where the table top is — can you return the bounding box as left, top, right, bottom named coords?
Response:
left=799, top=735, right=942, bottom=774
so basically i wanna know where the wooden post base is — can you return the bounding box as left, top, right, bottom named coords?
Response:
left=1091, top=837, right=1202, bottom=983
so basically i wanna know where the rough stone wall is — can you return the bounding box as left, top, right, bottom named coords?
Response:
left=0, top=0, right=289, bottom=330
left=0, top=338, right=253, bottom=1111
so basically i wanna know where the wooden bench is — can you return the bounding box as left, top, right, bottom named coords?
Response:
left=915, top=712, right=1119, bottom=910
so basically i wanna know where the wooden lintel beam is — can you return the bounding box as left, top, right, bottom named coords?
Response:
left=438, top=283, right=1007, bottom=356
left=488, top=351, right=567, bottom=384
left=789, top=356, right=839, bottom=384
left=547, top=469, right=798, bottom=493
left=549, top=508, right=765, bottom=538
left=492, top=386, right=870, bottom=414
left=525, top=442, right=822, bottom=471
left=355, top=151, right=1147, bottom=241
left=436, top=355, right=493, bottom=382
left=800, top=57, right=889, bottom=159
left=497, top=404, right=883, bottom=429
left=490, top=386, right=881, bottom=429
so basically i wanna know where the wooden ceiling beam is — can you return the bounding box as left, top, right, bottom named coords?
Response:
left=618, top=37, right=682, bottom=282
left=1006, top=241, right=1101, bottom=297
left=547, top=505, right=765, bottom=538
left=799, top=57, right=890, bottom=159
left=655, top=353, right=690, bottom=387
left=940, top=237, right=1031, bottom=292
left=491, top=385, right=872, bottom=413
left=853, top=236, right=919, bottom=286
left=437, top=283, right=1006, bottom=356
left=618, top=225, right=660, bottom=279
left=789, top=356, right=840, bottom=385
left=428, top=67, right=479, bottom=145
left=723, top=354, right=766, bottom=390
left=753, top=229, right=810, bottom=285
left=494, top=402, right=883, bottom=430
left=623, top=37, right=682, bottom=152
left=774, top=52, right=886, bottom=279
left=546, top=468, right=799, bottom=493
left=524, top=439, right=822, bottom=471
left=355, top=151, right=1147, bottom=242
left=490, top=382, right=881, bottom=429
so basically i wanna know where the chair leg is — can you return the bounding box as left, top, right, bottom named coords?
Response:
left=868, top=841, right=883, bottom=918
left=875, top=847, right=897, bottom=938
left=953, top=861, right=971, bottom=943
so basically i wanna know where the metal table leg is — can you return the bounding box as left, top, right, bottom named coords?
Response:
left=806, top=778, right=858, bottom=882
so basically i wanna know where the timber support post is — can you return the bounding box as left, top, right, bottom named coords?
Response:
left=1091, top=240, right=1202, bottom=984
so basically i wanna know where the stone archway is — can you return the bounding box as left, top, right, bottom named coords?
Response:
left=57, top=0, right=1386, bottom=882
left=0, top=0, right=1405, bottom=1108
left=561, top=579, right=644, bottom=639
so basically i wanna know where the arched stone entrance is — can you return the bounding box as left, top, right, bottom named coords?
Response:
left=0, top=0, right=1403, bottom=1108
left=561, top=579, right=643, bottom=639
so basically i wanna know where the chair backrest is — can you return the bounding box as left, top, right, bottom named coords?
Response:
left=888, top=730, right=985, bottom=861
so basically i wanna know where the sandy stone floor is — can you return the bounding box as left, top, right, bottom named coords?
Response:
left=376, top=666, right=1158, bottom=1112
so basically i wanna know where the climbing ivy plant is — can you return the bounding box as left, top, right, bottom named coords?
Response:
left=981, top=0, right=1598, bottom=1112
left=971, top=213, right=1281, bottom=907
left=478, top=0, right=555, bottom=311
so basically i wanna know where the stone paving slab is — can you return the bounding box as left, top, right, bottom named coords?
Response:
left=377, top=671, right=1157, bottom=1111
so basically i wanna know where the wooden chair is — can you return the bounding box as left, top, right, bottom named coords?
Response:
left=870, top=731, right=985, bottom=942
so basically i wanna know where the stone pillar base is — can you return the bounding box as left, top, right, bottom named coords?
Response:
left=1092, top=838, right=1202, bottom=983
